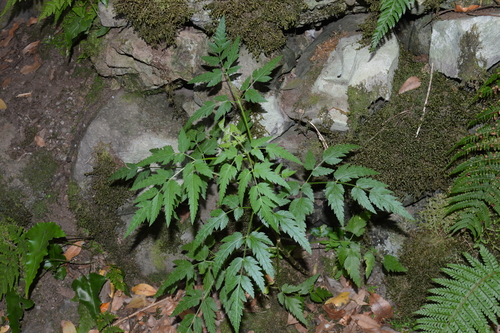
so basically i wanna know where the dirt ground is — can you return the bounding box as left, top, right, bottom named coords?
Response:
left=1, top=16, right=118, bottom=331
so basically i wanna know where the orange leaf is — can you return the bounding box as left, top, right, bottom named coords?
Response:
left=369, top=292, right=393, bottom=322
left=132, top=283, right=157, bottom=296
left=352, top=314, right=382, bottom=333
left=325, top=291, right=350, bottom=307
left=20, top=54, right=42, bottom=75
left=398, top=76, right=421, bottom=94
left=64, top=241, right=84, bottom=261
left=455, top=4, right=479, bottom=11
left=100, top=302, right=110, bottom=313
left=0, top=99, right=6, bottom=110
left=61, top=320, right=77, bottom=333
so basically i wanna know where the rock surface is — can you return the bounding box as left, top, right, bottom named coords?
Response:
left=430, top=12, right=500, bottom=80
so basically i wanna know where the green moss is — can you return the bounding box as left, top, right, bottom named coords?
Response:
left=341, top=48, right=480, bottom=200
left=346, top=85, right=373, bottom=133
left=458, top=24, right=488, bottom=89
left=207, top=0, right=306, bottom=55
left=85, top=75, right=106, bottom=104
left=0, top=178, right=31, bottom=228
left=114, top=0, right=193, bottom=47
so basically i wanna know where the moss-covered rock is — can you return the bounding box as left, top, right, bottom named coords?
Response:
left=113, top=0, right=193, bottom=47
left=207, top=0, right=306, bottom=55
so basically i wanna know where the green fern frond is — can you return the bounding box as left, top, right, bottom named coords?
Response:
left=447, top=102, right=500, bottom=240
left=370, top=0, right=414, bottom=51
left=415, top=245, right=500, bottom=333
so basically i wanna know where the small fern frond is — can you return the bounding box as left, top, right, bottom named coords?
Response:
left=447, top=102, right=500, bottom=240
left=415, top=245, right=500, bottom=333
left=370, top=0, right=414, bottom=51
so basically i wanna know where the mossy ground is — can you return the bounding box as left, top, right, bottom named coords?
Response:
left=338, top=48, right=485, bottom=200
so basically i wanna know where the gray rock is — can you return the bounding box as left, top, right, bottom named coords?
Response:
left=396, top=14, right=433, bottom=56
left=98, top=0, right=126, bottom=27
left=73, top=91, right=182, bottom=189
left=430, top=13, right=500, bottom=80
left=92, top=27, right=209, bottom=91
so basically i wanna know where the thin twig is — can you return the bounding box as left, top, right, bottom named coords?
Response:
left=308, top=121, right=328, bottom=150
left=415, top=63, right=434, bottom=138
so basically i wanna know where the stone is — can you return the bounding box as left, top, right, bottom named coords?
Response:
left=98, top=0, right=126, bottom=27
left=91, top=27, right=209, bottom=91
left=430, top=13, right=500, bottom=80
left=73, top=91, right=182, bottom=189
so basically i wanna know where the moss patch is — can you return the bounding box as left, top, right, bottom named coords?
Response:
left=339, top=49, right=482, bottom=200
left=114, top=0, right=192, bottom=47
left=207, top=0, right=305, bottom=55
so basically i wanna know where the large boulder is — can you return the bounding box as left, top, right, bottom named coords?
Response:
left=430, top=13, right=500, bottom=80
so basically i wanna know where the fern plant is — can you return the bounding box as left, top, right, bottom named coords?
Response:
left=1, top=0, right=108, bottom=55
left=111, top=17, right=412, bottom=333
left=0, top=221, right=66, bottom=333
left=370, top=0, right=414, bottom=51
left=446, top=100, right=500, bottom=240
left=415, top=245, right=500, bottom=333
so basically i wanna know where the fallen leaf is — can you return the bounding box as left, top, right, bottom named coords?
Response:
left=2, top=77, right=11, bottom=88
left=398, top=76, right=421, bottom=94
left=352, top=314, right=382, bottom=333
left=455, top=4, right=480, bottom=11
left=27, top=17, right=38, bottom=26
left=34, top=134, right=45, bottom=147
left=126, top=295, right=150, bottom=309
left=323, top=304, right=346, bottom=320
left=61, top=320, right=77, bottom=333
left=111, top=290, right=127, bottom=312
left=0, top=99, right=6, bottom=110
left=64, top=241, right=84, bottom=261
left=314, top=314, right=335, bottom=333
left=16, top=92, right=32, bottom=98
left=0, top=22, right=19, bottom=47
left=325, top=291, right=351, bottom=307
left=369, top=292, right=393, bottom=322
left=352, top=288, right=368, bottom=305
left=22, top=40, right=40, bottom=55
left=0, top=64, right=9, bottom=71
left=295, top=322, right=308, bottom=333
left=100, top=302, right=110, bottom=313
left=20, top=54, right=42, bottom=74
left=132, top=283, right=157, bottom=296
left=0, top=325, right=10, bottom=333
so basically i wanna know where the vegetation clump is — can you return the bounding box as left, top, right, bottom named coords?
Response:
left=207, top=0, right=305, bottom=55
left=114, top=0, right=193, bottom=47
left=344, top=49, right=479, bottom=200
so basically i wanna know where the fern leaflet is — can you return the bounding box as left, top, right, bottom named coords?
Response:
left=415, top=245, right=500, bottom=333
left=371, top=0, right=414, bottom=51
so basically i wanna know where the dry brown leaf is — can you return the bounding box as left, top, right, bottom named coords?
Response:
left=314, top=314, right=335, bottom=333
left=132, top=283, right=157, bottom=296
left=27, top=17, right=38, bottom=26
left=352, top=314, right=382, bottom=333
left=0, top=325, right=10, bottom=333
left=0, top=99, right=6, bottom=110
left=20, top=54, right=42, bottom=75
left=0, top=22, right=19, bottom=47
left=34, top=134, right=45, bottom=147
left=111, top=291, right=127, bottom=312
left=64, top=241, right=84, bottom=261
left=16, top=92, right=32, bottom=98
left=22, top=40, right=40, bottom=55
left=352, top=289, right=368, bottom=305
left=295, top=322, right=308, bottom=333
left=126, top=295, right=150, bottom=309
left=0, top=64, right=9, bottom=71
left=61, top=320, right=77, bottom=333
left=325, top=291, right=350, bottom=307
left=369, top=292, right=393, bottom=322
left=2, top=77, right=11, bottom=88
left=323, top=303, right=346, bottom=320
left=398, top=76, right=421, bottom=94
